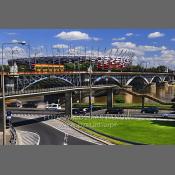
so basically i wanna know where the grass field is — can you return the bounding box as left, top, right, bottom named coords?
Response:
left=72, top=117, right=175, bottom=144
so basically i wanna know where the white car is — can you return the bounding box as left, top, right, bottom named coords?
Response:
left=46, top=104, right=61, bottom=110
left=162, top=112, right=175, bottom=118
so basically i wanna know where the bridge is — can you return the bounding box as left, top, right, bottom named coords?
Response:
left=2, top=71, right=175, bottom=91
left=1, top=85, right=175, bottom=118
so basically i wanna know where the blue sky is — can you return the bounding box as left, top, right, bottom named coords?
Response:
left=1, top=29, right=175, bottom=68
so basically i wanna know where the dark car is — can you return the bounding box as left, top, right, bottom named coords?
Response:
left=23, top=102, right=37, bottom=108
left=105, top=108, right=124, bottom=114
left=141, top=107, right=159, bottom=114
left=72, top=108, right=87, bottom=115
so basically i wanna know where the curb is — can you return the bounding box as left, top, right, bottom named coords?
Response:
left=60, top=118, right=114, bottom=145
left=16, top=131, right=40, bottom=145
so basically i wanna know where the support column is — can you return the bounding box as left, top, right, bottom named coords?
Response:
left=107, top=88, right=113, bottom=109
left=0, top=100, right=3, bottom=132
left=123, top=85, right=133, bottom=104
left=148, top=83, right=156, bottom=96
left=65, top=91, right=72, bottom=118
left=141, top=96, right=145, bottom=109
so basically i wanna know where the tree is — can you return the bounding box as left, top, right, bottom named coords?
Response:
left=156, top=65, right=167, bottom=73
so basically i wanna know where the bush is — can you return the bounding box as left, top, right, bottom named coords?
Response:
left=115, top=95, right=125, bottom=103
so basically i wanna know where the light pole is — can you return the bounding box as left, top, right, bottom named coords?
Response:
left=1, top=41, right=27, bottom=145
left=88, top=53, right=93, bottom=118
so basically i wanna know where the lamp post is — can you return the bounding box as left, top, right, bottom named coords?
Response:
left=88, top=55, right=93, bottom=118
left=1, top=41, right=27, bottom=145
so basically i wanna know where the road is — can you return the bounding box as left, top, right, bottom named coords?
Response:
left=12, top=117, right=94, bottom=145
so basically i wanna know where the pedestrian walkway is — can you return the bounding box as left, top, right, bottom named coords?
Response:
left=17, top=131, right=40, bottom=145
left=0, top=130, right=12, bottom=145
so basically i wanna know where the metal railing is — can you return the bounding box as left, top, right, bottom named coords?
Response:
left=2, top=84, right=117, bottom=97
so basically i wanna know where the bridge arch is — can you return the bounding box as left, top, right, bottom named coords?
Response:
left=150, top=76, right=162, bottom=83
left=163, top=76, right=171, bottom=82
left=93, top=76, right=121, bottom=86
left=126, top=76, right=149, bottom=86
left=21, top=76, right=73, bottom=91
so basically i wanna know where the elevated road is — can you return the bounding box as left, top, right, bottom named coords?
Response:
left=1, top=85, right=175, bottom=105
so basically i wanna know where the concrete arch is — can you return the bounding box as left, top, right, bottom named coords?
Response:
left=150, top=76, right=162, bottom=83
left=21, top=76, right=73, bottom=91
left=126, top=75, right=149, bottom=86
left=93, top=76, right=121, bottom=86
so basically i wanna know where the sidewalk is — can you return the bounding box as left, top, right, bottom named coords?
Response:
left=16, top=131, right=40, bottom=145
left=0, top=130, right=12, bottom=145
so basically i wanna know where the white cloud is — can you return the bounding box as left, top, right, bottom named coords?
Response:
left=148, top=32, right=165, bottom=38
left=11, top=39, right=19, bottom=43
left=126, top=33, right=133, bottom=36
left=55, top=31, right=101, bottom=41
left=112, top=37, right=126, bottom=41
left=112, top=42, right=136, bottom=49
left=52, top=44, right=69, bottom=49
left=171, top=38, right=175, bottom=41
left=92, top=37, right=101, bottom=41
left=55, top=31, right=90, bottom=40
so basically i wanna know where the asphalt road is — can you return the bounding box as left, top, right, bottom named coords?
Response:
left=12, top=117, right=94, bottom=145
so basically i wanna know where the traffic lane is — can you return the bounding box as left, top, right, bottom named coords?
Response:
left=12, top=117, right=94, bottom=145
left=84, top=109, right=175, bottom=118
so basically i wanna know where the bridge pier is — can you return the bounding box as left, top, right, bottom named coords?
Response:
left=148, top=83, right=156, bottom=96
left=65, top=91, right=72, bottom=118
left=107, top=88, right=113, bottom=109
left=158, top=81, right=169, bottom=87
left=123, top=85, right=133, bottom=104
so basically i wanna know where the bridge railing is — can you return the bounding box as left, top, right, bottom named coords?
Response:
left=2, top=84, right=117, bottom=97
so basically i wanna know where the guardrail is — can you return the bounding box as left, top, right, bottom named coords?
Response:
left=1, top=84, right=117, bottom=98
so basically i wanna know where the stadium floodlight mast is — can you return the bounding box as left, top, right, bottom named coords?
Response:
left=1, top=41, right=28, bottom=145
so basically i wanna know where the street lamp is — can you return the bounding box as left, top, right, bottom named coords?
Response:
left=88, top=53, right=93, bottom=118
left=1, top=41, right=27, bottom=145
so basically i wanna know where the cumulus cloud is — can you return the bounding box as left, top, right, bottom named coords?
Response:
left=148, top=32, right=165, bottom=38
left=112, top=37, right=126, bottom=41
left=111, top=41, right=166, bottom=56
left=126, top=33, right=133, bottom=36
left=111, top=41, right=171, bottom=67
left=55, top=31, right=101, bottom=41
left=55, top=31, right=90, bottom=40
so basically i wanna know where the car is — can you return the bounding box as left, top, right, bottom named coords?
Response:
left=23, top=102, right=37, bottom=108
left=46, top=103, right=61, bottom=110
left=72, top=108, right=86, bottom=115
left=141, top=107, right=159, bottom=114
left=7, top=102, right=22, bottom=108
left=105, top=108, right=124, bottom=114
left=162, top=111, right=175, bottom=118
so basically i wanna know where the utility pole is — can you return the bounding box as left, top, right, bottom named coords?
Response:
left=88, top=49, right=93, bottom=118
left=1, top=41, right=27, bottom=145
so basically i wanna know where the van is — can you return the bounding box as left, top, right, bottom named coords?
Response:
left=46, top=103, right=61, bottom=110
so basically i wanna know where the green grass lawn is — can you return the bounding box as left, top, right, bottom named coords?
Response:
left=72, top=117, right=175, bottom=145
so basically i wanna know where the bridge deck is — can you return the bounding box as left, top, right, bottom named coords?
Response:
left=0, top=85, right=174, bottom=105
